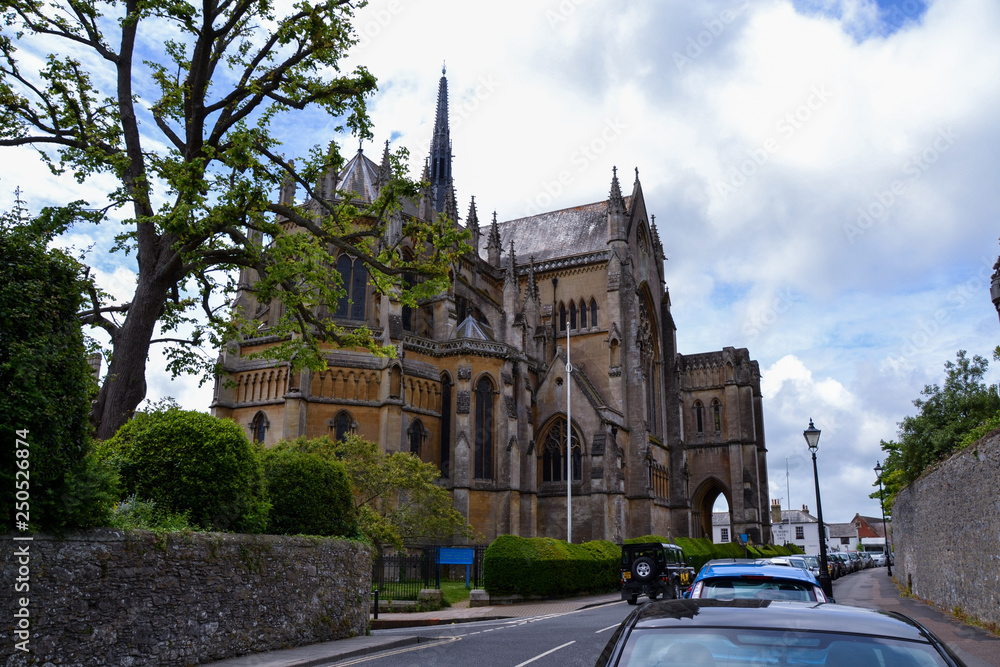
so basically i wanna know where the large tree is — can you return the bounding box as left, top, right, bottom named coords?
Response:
left=1, top=0, right=465, bottom=439
left=875, top=349, right=1000, bottom=508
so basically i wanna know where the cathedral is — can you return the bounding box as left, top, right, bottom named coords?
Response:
left=210, top=70, right=772, bottom=545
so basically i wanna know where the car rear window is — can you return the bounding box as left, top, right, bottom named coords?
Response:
left=700, top=578, right=816, bottom=601
left=616, top=629, right=949, bottom=666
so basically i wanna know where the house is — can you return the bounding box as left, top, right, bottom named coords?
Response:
left=210, top=69, right=771, bottom=544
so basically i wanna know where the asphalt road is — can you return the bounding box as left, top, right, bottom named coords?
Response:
left=325, top=598, right=631, bottom=667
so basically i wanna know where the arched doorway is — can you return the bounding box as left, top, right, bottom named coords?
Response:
left=691, top=478, right=730, bottom=540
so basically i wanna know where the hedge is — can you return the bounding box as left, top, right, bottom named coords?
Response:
left=482, top=535, right=619, bottom=596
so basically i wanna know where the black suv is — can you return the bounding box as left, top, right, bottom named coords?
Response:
left=620, top=542, right=695, bottom=605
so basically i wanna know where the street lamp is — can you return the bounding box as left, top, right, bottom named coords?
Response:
left=804, top=419, right=833, bottom=598
left=874, top=461, right=893, bottom=577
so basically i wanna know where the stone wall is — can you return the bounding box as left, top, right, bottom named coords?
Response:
left=1, top=530, right=372, bottom=666
left=893, top=428, right=1000, bottom=627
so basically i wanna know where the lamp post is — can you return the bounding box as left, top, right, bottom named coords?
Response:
left=804, top=419, right=833, bottom=598
left=874, top=461, right=893, bottom=577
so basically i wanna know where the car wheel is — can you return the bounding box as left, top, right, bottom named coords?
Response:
left=632, top=556, right=655, bottom=582
left=670, top=580, right=681, bottom=599
left=648, top=592, right=658, bottom=601
left=627, top=595, right=639, bottom=605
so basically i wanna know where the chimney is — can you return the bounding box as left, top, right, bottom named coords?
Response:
left=770, top=499, right=782, bottom=524
left=802, top=504, right=809, bottom=513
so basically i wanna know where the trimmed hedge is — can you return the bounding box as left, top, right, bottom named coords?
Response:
left=482, top=535, right=619, bottom=596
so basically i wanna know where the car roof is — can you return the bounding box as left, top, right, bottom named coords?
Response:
left=624, top=542, right=683, bottom=551
left=633, top=600, right=931, bottom=643
left=696, top=561, right=820, bottom=583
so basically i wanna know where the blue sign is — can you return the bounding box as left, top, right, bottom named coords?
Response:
left=438, top=547, right=474, bottom=565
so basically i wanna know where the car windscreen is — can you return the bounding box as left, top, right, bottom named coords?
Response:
left=615, top=628, right=950, bottom=667
left=699, top=578, right=816, bottom=601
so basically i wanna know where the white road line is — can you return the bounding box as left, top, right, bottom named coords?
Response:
left=513, top=641, right=577, bottom=667
left=329, top=636, right=459, bottom=665
left=595, top=624, right=619, bottom=634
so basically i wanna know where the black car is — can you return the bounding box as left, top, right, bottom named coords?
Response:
left=619, top=542, right=695, bottom=605
left=596, top=599, right=968, bottom=666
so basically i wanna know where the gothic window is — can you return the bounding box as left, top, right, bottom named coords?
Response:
left=401, top=269, right=415, bottom=331
left=694, top=401, right=704, bottom=434
left=579, top=299, right=587, bottom=328
left=590, top=299, right=598, bottom=328
left=250, top=411, right=269, bottom=444
left=440, top=374, right=452, bottom=477
left=569, top=301, right=577, bottom=330
left=408, top=418, right=424, bottom=456
left=335, top=254, right=368, bottom=320
left=540, top=416, right=582, bottom=482
left=559, top=302, right=567, bottom=332
left=474, top=376, right=494, bottom=479
left=639, top=301, right=659, bottom=436
left=712, top=399, right=722, bottom=433
left=331, top=410, right=354, bottom=442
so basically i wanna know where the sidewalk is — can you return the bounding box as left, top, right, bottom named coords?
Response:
left=833, top=567, right=1000, bottom=667
left=204, top=591, right=621, bottom=667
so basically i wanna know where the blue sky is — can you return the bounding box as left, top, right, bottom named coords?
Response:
left=4, top=0, right=999, bottom=525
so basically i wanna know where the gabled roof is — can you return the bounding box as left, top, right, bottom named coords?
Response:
left=827, top=522, right=858, bottom=539
left=452, top=316, right=495, bottom=341
left=479, top=197, right=632, bottom=265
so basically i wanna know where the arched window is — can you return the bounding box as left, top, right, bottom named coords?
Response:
left=540, top=416, right=582, bottom=482
left=474, top=376, right=494, bottom=479
left=559, top=302, right=567, bottom=332
left=694, top=401, right=704, bottom=434
left=331, top=410, right=354, bottom=442
left=712, top=399, right=722, bottom=433
left=250, top=411, right=269, bottom=444
left=440, top=373, right=452, bottom=478
left=408, top=418, right=424, bottom=456
left=335, top=254, right=368, bottom=320
left=590, top=299, right=598, bottom=328
left=579, top=299, right=587, bottom=329
left=569, top=301, right=577, bottom=330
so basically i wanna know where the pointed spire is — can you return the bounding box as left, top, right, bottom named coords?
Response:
left=505, top=239, right=518, bottom=286
left=525, top=255, right=540, bottom=303
left=487, top=210, right=502, bottom=251
left=466, top=195, right=479, bottom=228
left=608, top=165, right=626, bottom=215
left=429, top=67, right=453, bottom=214
left=375, top=140, right=392, bottom=190
left=279, top=159, right=296, bottom=206
left=445, top=185, right=459, bottom=223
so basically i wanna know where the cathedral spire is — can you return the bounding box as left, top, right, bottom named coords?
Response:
left=375, top=140, right=392, bottom=190
left=486, top=209, right=502, bottom=266
left=505, top=239, right=518, bottom=287
left=429, top=67, right=453, bottom=214
left=525, top=255, right=540, bottom=303
left=608, top=165, right=626, bottom=215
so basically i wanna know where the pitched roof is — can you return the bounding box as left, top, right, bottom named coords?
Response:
left=476, top=197, right=632, bottom=266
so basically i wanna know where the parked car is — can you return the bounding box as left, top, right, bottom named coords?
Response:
left=595, top=599, right=969, bottom=667
left=686, top=561, right=828, bottom=603
left=871, top=553, right=887, bottom=567
left=619, top=542, right=696, bottom=605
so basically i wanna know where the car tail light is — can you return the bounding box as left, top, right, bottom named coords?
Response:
left=689, top=581, right=704, bottom=598
left=813, top=586, right=828, bottom=603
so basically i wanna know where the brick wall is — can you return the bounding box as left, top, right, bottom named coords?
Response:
left=893, top=428, right=1000, bottom=627
left=1, top=530, right=371, bottom=666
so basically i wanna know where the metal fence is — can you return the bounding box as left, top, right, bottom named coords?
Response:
left=372, top=545, right=489, bottom=600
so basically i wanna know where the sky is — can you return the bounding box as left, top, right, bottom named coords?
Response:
left=4, top=0, right=1000, bottom=526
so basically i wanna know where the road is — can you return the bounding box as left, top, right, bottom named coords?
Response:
left=325, top=599, right=630, bottom=667
left=319, top=566, right=1000, bottom=667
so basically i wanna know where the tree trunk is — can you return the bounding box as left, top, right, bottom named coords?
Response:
left=90, top=271, right=171, bottom=440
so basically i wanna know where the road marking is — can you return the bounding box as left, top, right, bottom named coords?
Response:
left=328, top=636, right=459, bottom=665
left=596, top=624, right=619, bottom=634
left=513, top=641, right=576, bottom=666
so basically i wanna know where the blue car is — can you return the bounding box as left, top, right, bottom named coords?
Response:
left=687, top=560, right=829, bottom=603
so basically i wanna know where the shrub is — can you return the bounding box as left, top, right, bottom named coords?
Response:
left=0, top=216, right=116, bottom=532
left=260, top=447, right=358, bottom=537
left=483, top=535, right=619, bottom=597
left=98, top=407, right=269, bottom=533
left=108, top=494, right=192, bottom=532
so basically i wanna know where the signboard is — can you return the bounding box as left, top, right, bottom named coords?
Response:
left=438, top=547, right=474, bottom=565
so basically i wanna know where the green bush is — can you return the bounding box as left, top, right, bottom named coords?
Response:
left=260, top=447, right=358, bottom=537
left=98, top=407, right=269, bottom=533
left=108, top=494, right=192, bottom=532
left=0, top=217, right=116, bottom=532
left=483, top=535, right=618, bottom=597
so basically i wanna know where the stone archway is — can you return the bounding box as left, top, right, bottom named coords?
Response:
left=691, top=477, right=731, bottom=539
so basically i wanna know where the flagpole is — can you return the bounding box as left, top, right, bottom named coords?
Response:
left=566, top=326, right=572, bottom=544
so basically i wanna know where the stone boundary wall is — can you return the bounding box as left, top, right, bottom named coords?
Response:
left=1, top=529, right=372, bottom=666
left=893, top=427, right=1000, bottom=628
